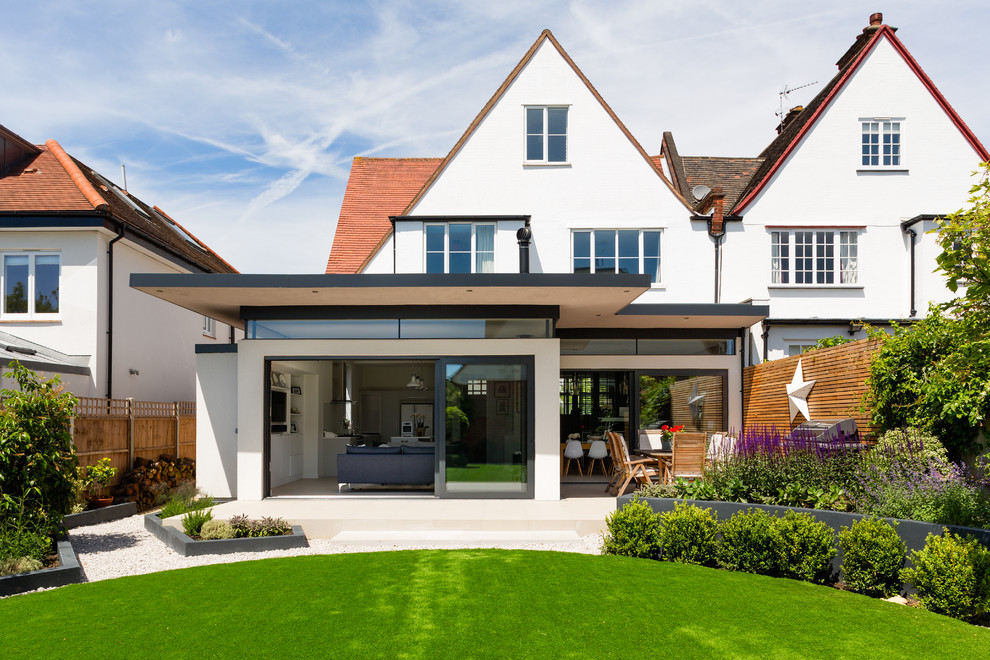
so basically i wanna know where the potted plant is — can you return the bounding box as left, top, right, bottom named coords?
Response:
left=84, top=457, right=117, bottom=508
left=659, top=424, right=684, bottom=451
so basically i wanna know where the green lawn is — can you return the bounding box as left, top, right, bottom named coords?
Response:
left=1, top=550, right=986, bottom=658
left=446, top=463, right=524, bottom=482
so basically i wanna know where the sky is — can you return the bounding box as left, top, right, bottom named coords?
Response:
left=1, top=1, right=987, bottom=274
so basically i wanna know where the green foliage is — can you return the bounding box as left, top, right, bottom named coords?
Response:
left=0, top=555, right=43, bottom=576
left=772, top=511, right=837, bottom=585
left=600, top=499, right=662, bottom=559
left=199, top=519, right=236, bottom=540
left=716, top=509, right=779, bottom=574
left=658, top=503, right=718, bottom=565
left=225, top=514, right=292, bottom=538
left=157, top=499, right=188, bottom=519
left=933, top=162, right=990, bottom=316
left=0, top=361, right=78, bottom=534
left=638, top=375, right=676, bottom=428
left=0, top=493, right=53, bottom=565
left=804, top=335, right=852, bottom=352
left=156, top=480, right=214, bottom=519
left=181, top=508, right=213, bottom=537
left=634, top=482, right=679, bottom=499
left=871, top=428, right=948, bottom=470
left=83, top=457, right=117, bottom=497
left=901, top=532, right=990, bottom=623
left=838, top=518, right=906, bottom=598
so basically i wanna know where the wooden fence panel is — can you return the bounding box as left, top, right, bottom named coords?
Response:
left=669, top=375, right=725, bottom=433
left=742, top=339, right=880, bottom=436
left=72, top=398, right=196, bottom=488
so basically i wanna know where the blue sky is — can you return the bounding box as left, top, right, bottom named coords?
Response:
left=2, top=1, right=986, bottom=273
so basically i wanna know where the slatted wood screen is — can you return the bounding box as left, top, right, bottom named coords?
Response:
left=72, top=398, right=196, bottom=487
left=669, top=375, right=725, bottom=433
left=742, top=339, right=880, bottom=436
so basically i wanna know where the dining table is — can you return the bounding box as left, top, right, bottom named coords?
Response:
left=634, top=448, right=673, bottom=483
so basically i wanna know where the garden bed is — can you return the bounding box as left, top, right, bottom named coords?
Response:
left=620, top=495, right=990, bottom=586
left=143, top=514, right=308, bottom=557
left=0, top=535, right=83, bottom=598
left=63, top=502, right=137, bottom=530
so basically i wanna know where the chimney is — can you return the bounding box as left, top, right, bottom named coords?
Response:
left=709, top=188, right=725, bottom=236
left=777, top=105, right=804, bottom=135
left=869, top=12, right=883, bottom=26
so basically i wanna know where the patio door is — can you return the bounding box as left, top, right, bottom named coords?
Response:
left=437, top=357, right=533, bottom=498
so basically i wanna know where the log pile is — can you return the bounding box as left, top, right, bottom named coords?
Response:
left=112, top=455, right=196, bottom=511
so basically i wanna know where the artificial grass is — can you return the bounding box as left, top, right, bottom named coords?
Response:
left=445, top=463, right=524, bottom=482
left=1, top=550, right=986, bottom=659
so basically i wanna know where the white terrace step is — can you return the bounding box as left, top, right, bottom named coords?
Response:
left=328, top=529, right=584, bottom=546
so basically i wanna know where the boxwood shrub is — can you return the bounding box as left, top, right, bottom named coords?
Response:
left=658, top=503, right=718, bottom=566
left=838, top=518, right=906, bottom=597
left=901, top=532, right=990, bottom=624
left=717, top=508, right=779, bottom=575
left=601, top=499, right=662, bottom=559
left=773, top=510, right=837, bottom=585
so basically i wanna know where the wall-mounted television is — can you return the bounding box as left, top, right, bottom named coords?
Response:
left=271, top=389, right=287, bottom=429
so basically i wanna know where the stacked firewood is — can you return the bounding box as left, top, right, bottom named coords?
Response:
left=112, top=455, right=196, bottom=511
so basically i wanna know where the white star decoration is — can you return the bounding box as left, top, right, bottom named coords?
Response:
left=786, top=359, right=816, bottom=422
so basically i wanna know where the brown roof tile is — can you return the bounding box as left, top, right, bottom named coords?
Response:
left=0, top=147, right=96, bottom=212
left=326, top=157, right=441, bottom=274
left=680, top=157, right=764, bottom=211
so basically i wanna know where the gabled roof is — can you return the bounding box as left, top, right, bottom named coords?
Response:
left=328, top=30, right=693, bottom=273
left=732, top=16, right=990, bottom=215
left=0, top=124, right=237, bottom=274
left=655, top=134, right=762, bottom=211
left=326, top=157, right=441, bottom=274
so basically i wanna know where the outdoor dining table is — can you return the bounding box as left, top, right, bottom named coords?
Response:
left=634, top=449, right=672, bottom=483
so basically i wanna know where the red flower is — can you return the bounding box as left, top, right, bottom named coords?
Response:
left=661, top=425, right=670, bottom=431
left=672, top=425, right=684, bottom=433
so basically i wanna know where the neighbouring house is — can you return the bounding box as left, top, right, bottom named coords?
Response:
left=0, top=123, right=239, bottom=402
left=660, top=12, right=989, bottom=361
left=133, top=15, right=985, bottom=503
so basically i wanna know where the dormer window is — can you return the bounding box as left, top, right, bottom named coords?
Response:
left=425, top=223, right=495, bottom=274
left=861, top=119, right=901, bottom=167
left=525, top=106, right=568, bottom=163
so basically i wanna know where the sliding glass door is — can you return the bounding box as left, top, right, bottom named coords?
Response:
left=439, top=358, right=533, bottom=497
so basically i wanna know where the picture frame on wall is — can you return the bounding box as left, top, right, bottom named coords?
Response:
left=496, top=399, right=509, bottom=415
left=291, top=386, right=302, bottom=395
left=494, top=382, right=509, bottom=397
left=290, top=422, right=298, bottom=433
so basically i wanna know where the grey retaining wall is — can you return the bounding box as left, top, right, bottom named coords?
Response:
left=144, top=514, right=308, bottom=556
left=63, top=502, right=137, bottom=529
left=0, top=536, right=83, bottom=598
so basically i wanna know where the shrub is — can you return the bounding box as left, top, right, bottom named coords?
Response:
left=773, top=511, right=837, bottom=585
left=601, top=499, right=662, bottom=559
left=0, top=556, right=43, bottom=576
left=838, top=518, right=906, bottom=597
left=0, top=494, right=54, bottom=564
left=0, top=362, right=79, bottom=534
left=82, top=457, right=117, bottom=498
left=181, top=508, right=213, bottom=537
left=228, top=514, right=253, bottom=539
left=658, top=503, right=718, bottom=565
left=635, top=482, right=679, bottom=499
left=717, top=508, right=779, bottom=575
left=255, top=517, right=292, bottom=537
left=901, top=532, right=990, bottom=623
left=200, top=519, right=236, bottom=540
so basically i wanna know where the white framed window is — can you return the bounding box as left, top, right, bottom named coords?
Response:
left=525, top=106, right=568, bottom=163
left=787, top=343, right=817, bottom=357
left=861, top=119, right=902, bottom=167
left=424, top=223, right=495, bottom=274
left=1, top=252, right=60, bottom=318
left=572, top=229, right=662, bottom=283
left=467, top=379, right=487, bottom=395
left=770, top=230, right=859, bottom=286
left=203, top=316, right=217, bottom=338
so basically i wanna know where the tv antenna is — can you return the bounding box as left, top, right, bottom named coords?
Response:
left=776, top=81, right=818, bottom=130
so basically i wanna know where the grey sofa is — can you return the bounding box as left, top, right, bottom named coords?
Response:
left=337, top=445, right=435, bottom=490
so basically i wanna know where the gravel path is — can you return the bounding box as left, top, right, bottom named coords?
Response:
left=65, top=514, right=603, bottom=584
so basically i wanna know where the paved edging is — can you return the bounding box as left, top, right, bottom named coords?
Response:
left=0, top=536, right=83, bottom=598
left=63, top=502, right=137, bottom=529
left=144, top=513, right=308, bottom=556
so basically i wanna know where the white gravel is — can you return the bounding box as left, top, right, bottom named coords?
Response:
left=65, top=514, right=603, bottom=584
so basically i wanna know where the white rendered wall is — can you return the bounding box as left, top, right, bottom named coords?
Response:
left=722, top=37, right=982, bottom=323
left=396, top=39, right=702, bottom=298
left=196, top=351, right=238, bottom=498
left=234, top=338, right=560, bottom=501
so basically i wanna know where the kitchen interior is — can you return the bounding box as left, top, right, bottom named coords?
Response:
left=268, top=359, right=436, bottom=496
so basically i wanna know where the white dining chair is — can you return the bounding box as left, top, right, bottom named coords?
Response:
left=563, top=438, right=585, bottom=476
left=586, top=439, right=609, bottom=476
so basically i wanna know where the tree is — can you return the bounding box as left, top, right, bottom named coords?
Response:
left=933, top=161, right=990, bottom=316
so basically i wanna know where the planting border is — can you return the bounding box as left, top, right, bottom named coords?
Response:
left=0, top=537, right=83, bottom=598
left=63, top=502, right=137, bottom=529
left=144, top=513, right=308, bottom=556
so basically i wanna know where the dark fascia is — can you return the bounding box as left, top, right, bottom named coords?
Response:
left=557, top=327, right=739, bottom=340
left=901, top=214, right=943, bottom=230
left=195, top=343, right=238, bottom=354
left=389, top=215, right=531, bottom=224
left=241, top=304, right=560, bottom=321
left=131, top=272, right=652, bottom=290
left=764, top=318, right=911, bottom=326
left=0, top=213, right=217, bottom=275
left=0, top=357, right=90, bottom=376
left=618, top=302, right=770, bottom=318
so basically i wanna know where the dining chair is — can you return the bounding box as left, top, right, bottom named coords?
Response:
left=670, top=432, right=706, bottom=482
left=586, top=439, right=609, bottom=476
left=563, top=438, right=585, bottom=476
left=706, top=432, right=736, bottom=465
left=607, top=431, right=663, bottom=496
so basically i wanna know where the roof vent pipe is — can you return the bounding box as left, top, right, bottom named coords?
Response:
left=516, top=226, right=532, bottom=274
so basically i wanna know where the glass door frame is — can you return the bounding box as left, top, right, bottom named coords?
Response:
left=435, top=356, right=536, bottom=499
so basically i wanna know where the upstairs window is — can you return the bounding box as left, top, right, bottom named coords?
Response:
left=572, top=230, right=661, bottom=283
left=425, top=223, right=495, bottom=274
left=771, top=230, right=858, bottom=285
left=203, top=316, right=217, bottom=338
left=525, top=106, right=568, bottom=163
left=861, top=119, right=901, bottom=167
left=1, top=252, right=60, bottom=318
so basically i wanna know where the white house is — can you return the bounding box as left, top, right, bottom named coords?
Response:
left=0, top=123, right=239, bottom=402
left=660, top=12, right=989, bottom=361
left=137, top=30, right=765, bottom=501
